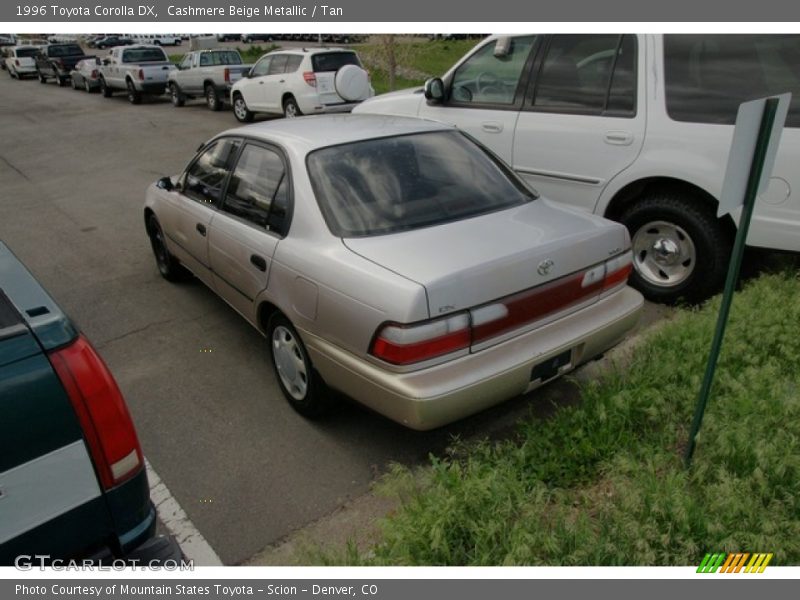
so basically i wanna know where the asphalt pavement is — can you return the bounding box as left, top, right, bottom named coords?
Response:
left=0, top=72, right=670, bottom=564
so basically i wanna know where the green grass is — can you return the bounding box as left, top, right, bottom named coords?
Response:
left=319, top=270, right=800, bottom=565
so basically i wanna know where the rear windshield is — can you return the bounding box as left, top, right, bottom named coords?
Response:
left=200, top=51, right=243, bottom=66
left=16, top=47, right=39, bottom=58
left=49, top=44, right=83, bottom=57
left=311, top=52, right=361, bottom=73
left=307, top=131, right=535, bottom=237
left=665, top=34, right=800, bottom=127
left=122, top=48, right=167, bottom=63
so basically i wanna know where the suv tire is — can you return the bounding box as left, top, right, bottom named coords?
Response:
left=283, top=96, right=302, bottom=119
left=620, top=190, right=732, bottom=304
left=233, top=94, right=254, bottom=122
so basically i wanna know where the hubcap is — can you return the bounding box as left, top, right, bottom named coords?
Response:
left=207, top=90, right=216, bottom=108
left=284, top=103, right=297, bottom=118
left=632, top=220, right=696, bottom=287
left=234, top=99, right=246, bottom=119
left=272, top=326, right=308, bottom=401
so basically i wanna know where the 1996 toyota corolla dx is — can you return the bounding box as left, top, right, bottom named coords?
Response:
left=144, top=115, right=643, bottom=430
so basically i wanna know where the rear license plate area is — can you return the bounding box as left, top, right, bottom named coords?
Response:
left=530, top=349, right=572, bottom=383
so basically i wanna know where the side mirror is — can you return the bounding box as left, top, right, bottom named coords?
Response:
left=156, top=176, right=174, bottom=191
left=494, top=36, right=512, bottom=58
left=423, top=77, right=445, bottom=103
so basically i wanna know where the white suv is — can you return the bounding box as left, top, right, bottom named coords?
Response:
left=354, top=34, right=800, bottom=303
left=231, top=47, right=373, bottom=121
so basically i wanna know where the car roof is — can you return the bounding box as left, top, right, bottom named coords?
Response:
left=268, top=47, right=353, bottom=56
left=222, top=114, right=454, bottom=153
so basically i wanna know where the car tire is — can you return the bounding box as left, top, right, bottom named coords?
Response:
left=282, top=96, right=302, bottom=119
left=147, top=215, right=186, bottom=282
left=267, top=314, right=332, bottom=418
left=205, top=83, right=222, bottom=111
left=232, top=94, right=254, bottom=122
left=37, top=71, right=47, bottom=84
left=84, top=79, right=92, bottom=93
left=620, top=190, right=732, bottom=304
left=126, top=79, right=142, bottom=104
left=57, top=74, right=67, bottom=87
left=170, top=83, right=185, bottom=107
left=100, top=78, right=112, bottom=97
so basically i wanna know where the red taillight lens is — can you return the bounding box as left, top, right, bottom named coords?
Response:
left=371, top=313, right=470, bottom=365
left=303, top=71, right=317, bottom=87
left=224, top=67, right=230, bottom=83
left=49, top=335, right=143, bottom=490
left=138, top=69, right=144, bottom=80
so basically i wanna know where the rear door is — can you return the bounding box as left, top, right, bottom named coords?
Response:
left=260, top=53, right=290, bottom=112
left=513, top=34, right=646, bottom=212
left=418, top=36, right=538, bottom=163
left=208, top=141, right=290, bottom=322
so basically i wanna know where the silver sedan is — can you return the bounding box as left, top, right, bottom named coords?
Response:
left=144, top=115, right=643, bottom=430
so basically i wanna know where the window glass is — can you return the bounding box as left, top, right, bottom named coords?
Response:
left=209, top=51, right=242, bottom=65
left=307, top=131, right=535, bottom=237
left=223, top=145, right=286, bottom=229
left=311, top=52, right=361, bottom=72
left=665, top=35, right=800, bottom=127
left=179, top=55, right=192, bottom=70
left=450, top=36, right=536, bottom=105
left=251, top=56, right=271, bottom=77
left=122, top=47, right=166, bottom=63
left=49, top=44, right=83, bottom=57
left=268, top=54, right=289, bottom=75
left=183, top=139, right=240, bottom=205
left=533, top=34, right=632, bottom=113
left=16, top=47, right=39, bottom=58
left=607, top=35, right=636, bottom=115
left=285, top=55, right=303, bottom=73
left=199, top=53, right=211, bottom=66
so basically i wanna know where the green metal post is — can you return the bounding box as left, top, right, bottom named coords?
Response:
left=684, top=98, right=780, bottom=467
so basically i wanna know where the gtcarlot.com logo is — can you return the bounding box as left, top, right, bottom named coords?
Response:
left=697, top=552, right=773, bottom=573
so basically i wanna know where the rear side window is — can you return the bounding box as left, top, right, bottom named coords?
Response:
left=16, top=47, right=38, bottom=58
left=49, top=44, right=83, bottom=57
left=311, top=52, right=361, bottom=72
left=285, top=55, right=303, bottom=73
left=307, top=131, right=535, bottom=237
left=532, top=34, right=636, bottom=116
left=665, top=35, right=800, bottom=127
left=223, top=144, right=287, bottom=231
left=268, top=54, right=289, bottom=75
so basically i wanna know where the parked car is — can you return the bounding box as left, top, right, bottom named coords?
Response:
left=4, top=46, right=40, bottom=79
left=216, top=34, right=242, bottom=42
left=99, top=45, right=175, bottom=104
left=143, top=115, right=642, bottom=430
left=240, top=34, right=273, bottom=43
left=231, top=48, right=373, bottom=121
left=35, top=43, right=86, bottom=86
left=0, top=242, right=182, bottom=564
left=132, top=34, right=181, bottom=47
left=354, top=34, right=800, bottom=304
left=70, top=57, right=102, bottom=92
left=168, top=49, right=251, bottom=111
left=94, top=35, right=133, bottom=50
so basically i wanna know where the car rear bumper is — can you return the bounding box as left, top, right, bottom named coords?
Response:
left=139, top=82, right=168, bottom=95
left=306, top=286, right=644, bottom=430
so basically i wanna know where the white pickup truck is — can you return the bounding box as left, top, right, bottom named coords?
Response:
left=99, top=45, right=175, bottom=104
left=168, top=49, right=251, bottom=111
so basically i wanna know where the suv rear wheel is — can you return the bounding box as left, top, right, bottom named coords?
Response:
left=283, top=96, right=302, bottom=119
left=620, top=190, right=732, bottom=304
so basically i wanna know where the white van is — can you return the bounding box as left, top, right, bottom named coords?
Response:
left=355, top=34, right=800, bottom=303
left=131, top=34, right=181, bottom=46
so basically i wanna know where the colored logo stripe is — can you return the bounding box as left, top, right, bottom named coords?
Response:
left=697, top=553, right=773, bottom=573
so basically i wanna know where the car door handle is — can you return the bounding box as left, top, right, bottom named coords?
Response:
left=604, top=130, right=634, bottom=146
left=196, top=223, right=207, bottom=236
left=250, top=254, right=267, bottom=272
left=481, top=122, right=503, bottom=133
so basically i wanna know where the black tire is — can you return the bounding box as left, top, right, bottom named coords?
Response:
left=619, top=190, right=732, bottom=304
left=147, top=215, right=185, bottom=282
left=267, top=314, right=332, bottom=418
left=282, top=96, right=302, bottom=119
left=205, top=83, right=222, bottom=111
left=170, top=82, right=185, bottom=107
left=232, top=94, right=254, bottom=123
left=57, top=75, right=67, bottom=87
left=126, top=79, right=142, bottom=104
left=37, top=71, right=47, bottom=84
left=100, top=77, right=112, bottom=97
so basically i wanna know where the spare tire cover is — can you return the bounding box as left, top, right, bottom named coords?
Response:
left=335, top=64, right=370, bottom=102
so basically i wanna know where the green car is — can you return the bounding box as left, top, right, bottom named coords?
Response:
left=0, top=241, right=180, bottom=565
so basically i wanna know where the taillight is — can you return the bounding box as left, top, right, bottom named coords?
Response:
left=49, top=335, right=143, bottom=490
left=223, top=67, right=230, bottom=83
left=371, top=312, right=470, bottom=366
left=370, top=251, right=633, bottom=365
left=138, top=69, right=144, bottom=80
left=303, top=71, right=316, bottom=87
